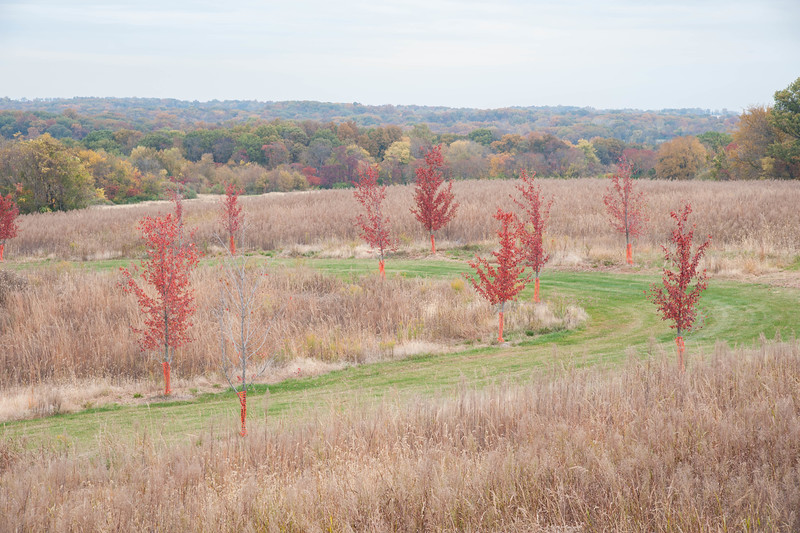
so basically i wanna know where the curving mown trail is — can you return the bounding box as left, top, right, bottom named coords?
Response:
left=4, top=259, right=799, bottom=449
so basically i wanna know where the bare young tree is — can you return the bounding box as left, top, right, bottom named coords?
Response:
left=214, top=225, right=287, bottom=436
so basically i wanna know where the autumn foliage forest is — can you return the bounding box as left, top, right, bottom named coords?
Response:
left=0, top=78, right=796, bottom=215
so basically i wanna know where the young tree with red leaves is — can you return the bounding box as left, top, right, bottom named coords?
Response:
left=411, top=145, right=458, bottom=254
left=647, top=203, right=711, bottom=373
left=121, top=199, right=200, bottom=395
left=512, top=170, right=552, bottom=303
left=465, top=209, right=530, bottom=343
left=603, top=157, right=648, bottom=265
left=354, top=164, right=397, bottom=279
left=219, top=183, right=243, bottom=255
left=0, top=193, right=19, bottom=262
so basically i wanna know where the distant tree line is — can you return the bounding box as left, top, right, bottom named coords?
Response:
left=0, top=97, right=736, bottom=145
left=0, top=78, right=796, bottom=214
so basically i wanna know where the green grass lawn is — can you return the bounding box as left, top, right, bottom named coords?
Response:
left=3, top=258, right=798, bottom=450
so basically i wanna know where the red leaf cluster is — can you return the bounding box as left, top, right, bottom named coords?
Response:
left=465, top=209, right=530, bottom=308
left=354, top=164, right=397, bottom=263
left=603, top=157, right=648, bottom=246
left=219, top=183, right=243, bottom=253
left=0, top=193, right=19, bottom=243
left=513, top=170, right=552, bottom=276
left=411, top=145, right=458, bottom=251
left=647, top=203, right=711, bottom=336
left=120, top=209, right=200, bottom=363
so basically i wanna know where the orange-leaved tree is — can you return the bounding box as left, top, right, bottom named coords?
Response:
left=219, top=183, right=243, bottom=255
left=465, top=208, right=530, bottom=343
left=121, top=198, right=200, bottom=395
left=215, top=249, right=287, bottom=437
left=0, top=193, right=19, bottom=262
left=411, top=144, right=458, bottom=253
left=512, top=170, right=552, bottom=302
left=603, top=157, right=647, bottom=265
left=647, top=203, right=711, bottom=373
left=354, top=164, right=397, bottom=280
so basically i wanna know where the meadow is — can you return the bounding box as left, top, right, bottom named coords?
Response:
left=2, top=342, right=799, bottom=531
left=8, top=178, right=800, bottom=269
left=1, top=177, right=799, bottom=531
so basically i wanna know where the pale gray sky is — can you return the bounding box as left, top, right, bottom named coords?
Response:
left=1, top=0, right=798, bottom=110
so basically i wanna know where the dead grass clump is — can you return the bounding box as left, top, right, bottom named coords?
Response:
left=503, top=298, right=590, bottom=335
left=31, top=389, right=63, bottom=418
left=0, top=438, right=22, bottom=475
left=2, top=340, right=799, bottom=531
left=0, top=267, right=145, bottom=387
left=0, top=269, right=27, bottom=306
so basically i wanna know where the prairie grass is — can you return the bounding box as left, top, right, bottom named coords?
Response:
left=6, top=179, right=800, bottom=268
left=2, top=340, right=798, bottom=531
left=0, top=263, right=582, bottom=392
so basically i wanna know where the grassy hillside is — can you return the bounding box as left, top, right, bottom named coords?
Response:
left=3, top=337, right=798, bottom=531
left=4, top=259, right=797, bottom=450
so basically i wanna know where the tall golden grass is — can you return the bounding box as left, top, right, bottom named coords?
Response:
left=2, top=340, right=798, bottom=531
left=7, top=179, right=800, bottom=261
left=0, top=265, right=581, bottom=389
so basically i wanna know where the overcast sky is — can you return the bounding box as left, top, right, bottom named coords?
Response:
left=1, top=0, right=798, bottom=111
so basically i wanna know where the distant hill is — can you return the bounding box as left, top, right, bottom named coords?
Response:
left=0, top=97, right=737, bottom=145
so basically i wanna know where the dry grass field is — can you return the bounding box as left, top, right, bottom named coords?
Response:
left=2, top=178, right=799, bottom=531
left=8, top=179, right=800, bottom=272
left=0, top=264, right=584, bottom=396
left=2, top=341, right=799, bottom=531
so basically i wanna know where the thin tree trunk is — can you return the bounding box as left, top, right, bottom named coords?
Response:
left=498, top=301, right=505, bottom=343
left=379, top=259, right=385, bottom=280
left=0, top=243, right=4, bottom=262
left=162, top=361, right=171, bottom=395
left=675, top=329, right=685, bottom=373
left=625, top=201, right=632, bottom=265
left=238, top=389, right=247, bottom=436
left=534, top=272, right=540, bottom=303
left=163, top=310, right=171, bottom=395
left=230, top=234, right=236, bottom=255
left=430, top=233, right=436, bottom=254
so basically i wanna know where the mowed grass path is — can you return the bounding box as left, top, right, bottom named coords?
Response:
left=4, top=258, right=799, bottom=449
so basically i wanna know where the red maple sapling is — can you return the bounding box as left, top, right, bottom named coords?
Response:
left=647, top=203, right=711, bottom=373
left=120, top=198, right=200, bottom=395
left=0, top=193, right=19, bottom=262
left=465, top=208, right=530, bottom=343
left=219, top=183, right=244, bottom=255
left=512, top=170, right=552, bottom=303
left=354, top=164, right=397, bottom=279
left=603, top=157, right=648, bottom=264
left=411, top=145, right=458, bottom=254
